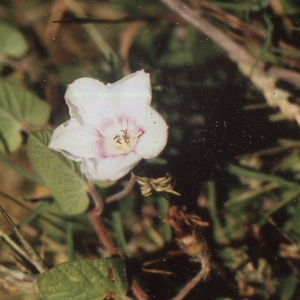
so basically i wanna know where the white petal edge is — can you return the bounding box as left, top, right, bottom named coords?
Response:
left=65, top=77, right=118, bottom=128
left=80, top=152, right=142, bottom=181
left=134, top=106, right=168, bottom=159
left=49, top=118, right=100, bottom=161
left=109, top=70, right=152, bottom=108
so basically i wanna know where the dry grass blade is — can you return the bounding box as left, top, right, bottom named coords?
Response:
left=0, top=206, right=47, bottom=273
left=0, top=264, right=37, bottom=293
left=160, top=0, right=300, bottom=86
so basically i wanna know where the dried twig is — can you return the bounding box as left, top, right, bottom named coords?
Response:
left=63, top=0, right=118, bottom=64
left=132, top=279, right=149, bottom=300
left=160, top=0, right=300, bottom=86
left=0, top=264, right=37, bottom=292
left=165, top=206, right=211, bottom=299
left=172, top=253, right=210, bottom=300
left=0, top=206, right=47, bottom=273
left=106, top=173, right=137, bottom=203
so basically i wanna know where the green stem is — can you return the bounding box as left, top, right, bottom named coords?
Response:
left=263, top=187, right=300, bottom=218
left=226, top=182, right=280, bottom=207
left=18, top=200, right=50, bottom=228
left=0, top=151, right=43, bottom=185
left=111, top=210, right=131, bottom=257
left=156, top=196, right=172, bottom=243
left=207, top=180, right=227, bottom=243
left=228, top=164, right=299, bottom=189
left=66, top=221, right=76, bottom=260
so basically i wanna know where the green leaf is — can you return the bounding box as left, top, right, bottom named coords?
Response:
left=38, top=258, right=128, bottom=300
left=279, top=0, right=300, bottom=15
left=227, top=164, right=299, bottom=188
left=27, top=130, right=90, bottom=215
left=0, top=79, right=50, bottom=152
left=277, top=273, right=298, bottom=300
left=0, top=20, right=28, bottom=58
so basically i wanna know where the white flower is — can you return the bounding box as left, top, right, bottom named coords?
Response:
left=49, top=70, right=168, bottom=181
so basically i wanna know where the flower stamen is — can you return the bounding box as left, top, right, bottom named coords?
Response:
left=112, top=129, right=143, bottom=154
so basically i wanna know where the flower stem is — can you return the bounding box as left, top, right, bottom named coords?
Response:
left=172, top=253, right=210, bottom=300
left=106, top=173, right=137, bottom=203
left=89, top=209, right=118, bottom=256
left=87, top=184, right=117, bottom=256
left=87, top=184, right=104, bottom=215
left=87, top=185, right=149, bottom=298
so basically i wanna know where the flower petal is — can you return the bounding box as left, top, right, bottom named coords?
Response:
left=65, top=71, right=151, bottom=129
left=110, top=70, right=152, bottom=110
left=49, top=118, right=100, bottom=161
left=65, top=77, right=118, bottom=128
left=49, top=70, right=166, bottom=183
left=81, top=152, right=141, bottom=181
left=134, top=106, right=168, bottom=159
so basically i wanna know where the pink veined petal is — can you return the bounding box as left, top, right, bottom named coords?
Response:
left=80, top=152, right=142, bottom=181
left=110, top=70, right=152, bottom=115
left=48, top=117, right=100, bottom=161
left=65, top=77, right=118, bottom=129
left=134, top=106, right=168, bottom=159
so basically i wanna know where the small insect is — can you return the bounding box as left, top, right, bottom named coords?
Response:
left=136, top=173, right=181, bottom=197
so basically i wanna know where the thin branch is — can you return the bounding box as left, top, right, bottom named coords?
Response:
left=161, top=0, right=255, bottom=61
left=268, top=218, right=297, bottom=244
left=172, top=253, right=210, bottom=300
left=53, top=16, right=158, bottom=24
left=0, top=229, right=30, bottom=262
left=89, top=183, right=150, bottom=298
left=132, top=279, right=149, bottom=300
left=106, top=173, right=137, bottom=203
left=87, top=185, right=117, bottom=256
left=160, top=0, right=300, bottom=86
left=87, top=184, right=104, bottom=215
left=0, top=206, right=47, bottom=273
left=89, top=209, right=117, bottom=256
left=63, top=0, right=119, bottom=65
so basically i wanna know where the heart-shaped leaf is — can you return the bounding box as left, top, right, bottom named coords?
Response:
left=0, top=79, right=50, bottom=152
left=0, top=20, right=28, bottom=58
left=38, top=258, right=128, bottom=300
left=27, top=130, right=90, bottom=215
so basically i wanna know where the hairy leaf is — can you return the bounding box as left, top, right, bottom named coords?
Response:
left=28, top=130, right=90, bottom=215
left=38, top=258, right=127, bottom=300
left=0, top=79, right=50, bottom=152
